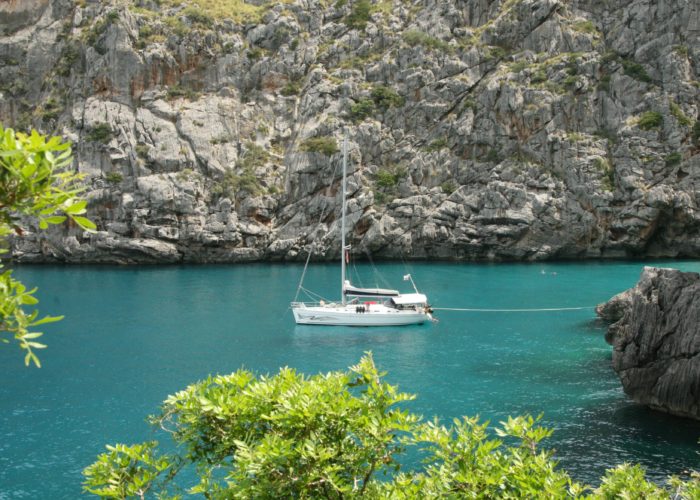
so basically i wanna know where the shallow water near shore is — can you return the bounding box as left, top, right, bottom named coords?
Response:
left=1, top=260, right=700, bottom=497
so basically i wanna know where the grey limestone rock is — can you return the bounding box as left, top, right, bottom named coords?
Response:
left=597, top=267, right=700, bottom=420
left=0, top=0, right=49, bottom=36
left=1, top=0, right=699, bottom=263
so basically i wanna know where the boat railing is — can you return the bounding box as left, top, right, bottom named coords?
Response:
left=291, top=301, right=337, bottom=308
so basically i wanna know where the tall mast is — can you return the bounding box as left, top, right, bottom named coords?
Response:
left=340, top=134, right=347, bottom=305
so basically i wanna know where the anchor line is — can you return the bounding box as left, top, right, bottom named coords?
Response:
left=431, top=306, right=593, bottom=313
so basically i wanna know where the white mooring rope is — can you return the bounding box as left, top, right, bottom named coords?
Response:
left=431, top=306, right=593, bottom=313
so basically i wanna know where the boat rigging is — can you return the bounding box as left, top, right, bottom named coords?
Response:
left=291, top=135, right=434, bottom=326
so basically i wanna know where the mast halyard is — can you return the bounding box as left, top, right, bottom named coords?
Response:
left=340, top=135, right=348, bottom=306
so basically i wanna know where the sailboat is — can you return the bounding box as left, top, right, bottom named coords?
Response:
left=291, top=137, right=433, bottom=326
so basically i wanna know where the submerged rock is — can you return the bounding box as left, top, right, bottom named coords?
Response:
left=596, top=267, right=700, bottom=420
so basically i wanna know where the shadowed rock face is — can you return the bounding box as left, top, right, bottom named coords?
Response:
left=0, top=0, right=50, bottom=35
left=596, top=267, right=700, bottom=420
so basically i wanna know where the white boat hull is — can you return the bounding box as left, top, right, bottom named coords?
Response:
left=292, top=303, right=430, bottom=326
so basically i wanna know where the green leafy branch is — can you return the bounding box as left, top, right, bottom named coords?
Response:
left=0, top=269, right=63, bottom=367
left=82, top=354, right=700, bottom=498
left=0, top=127, right=96, bottom=233
left=82, top=442, right=178, bottom=500
left=1, top=125, right=95, bottom=366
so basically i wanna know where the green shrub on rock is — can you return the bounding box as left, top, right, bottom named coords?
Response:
left=425, top=138, right=448, bottom=152
left=300, top=136, right=339, bottom=156
left=670, top=101, right=692, bottom=127
left=104, top=172, right=123, bottom=184
left=349, top=98, right=375, bottom=121
left=440, top=180, right=457, bottom=194
left=621, top=58, right=651, bottom=83
left=86, top=123, right=113, bottom=143
left=665, top=152, right=682, bottom=167
left=375, top=164, right=405, bottom=188
left=402, top=29, right=451, bottom=52
left=638, top=111, right=663, bottom=131
left=212, top=168, right=261, bottom=198
left=594, top=157, right=615, bottom=191
left=371, top=85, right=404, bottom=110
left=281, top=79, right=302, bottom=96
left=345, top=0, right=371, bottom=30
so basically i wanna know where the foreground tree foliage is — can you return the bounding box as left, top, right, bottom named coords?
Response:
left=83, top=354, right=700, bottom=499
left=0, top=126, right=95, bottom=366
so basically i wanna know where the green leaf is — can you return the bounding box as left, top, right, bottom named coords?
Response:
left=20, top=294, right=39, bottom=305
left=64, top=200, right=87, bottom=215
left=21, top=162, right=37, bottom=178
left=22, top=332, right=44, bottom=339
left=72, top=216, right=97, bottom=230
left=44, top=215, right=67, bottom=225
left=39, top=206, right=59, bottom=215
left=30, top=315, right=64, bottom=326
left=24, top=351, right=41, bottom=368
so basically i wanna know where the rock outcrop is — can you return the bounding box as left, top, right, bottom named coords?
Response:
left=1, top=0, right=699, bottom=263
left=596, top=267, right=700, bottom=420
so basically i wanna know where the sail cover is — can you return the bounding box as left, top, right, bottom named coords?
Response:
left=391, top=293, right=428, bottom=305
left=344, top=282, right=399, bottom=297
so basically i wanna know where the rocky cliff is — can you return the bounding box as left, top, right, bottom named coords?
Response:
left=596, top=267, right=700, bottom=420
left=1, top=0, right=699, bottom=263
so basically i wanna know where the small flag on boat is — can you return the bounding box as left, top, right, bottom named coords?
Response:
left=403, top=274, right=411, bottom=281
left=345, top=250, right=350, bottom=263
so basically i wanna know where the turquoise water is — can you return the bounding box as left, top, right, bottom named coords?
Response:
left=1, top=261, right=700, bottom=498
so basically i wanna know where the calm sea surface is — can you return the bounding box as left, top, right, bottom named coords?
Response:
left=1, top=261, right=700, bottom=497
